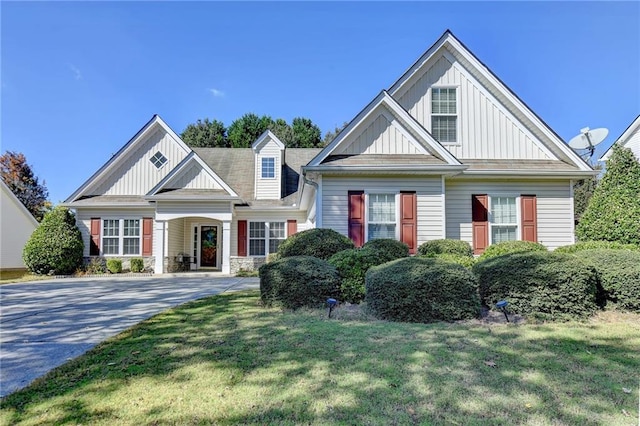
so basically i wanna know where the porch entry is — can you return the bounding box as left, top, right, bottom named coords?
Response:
left=192, top=224, right=219, bottom=269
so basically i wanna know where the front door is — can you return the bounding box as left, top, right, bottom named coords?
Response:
left=200, top=226, right=217, bottom=268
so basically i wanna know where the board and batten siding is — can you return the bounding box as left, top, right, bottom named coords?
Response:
left=334, top=110, right=424, bottom=155
left=321, top=176, right=444, bottom=244
left=396, top=54, right=551, bottom=161
left=445, top=179, right=574, bottom=250
left=165, top=162, right=223, bottom=190
left=93, top=130, right=189, bottom=196
left=255, top=139, right=283, bottom=200
left=230, top=211, right=310, bottom=256
left=75, top=208, right=156, bottom=257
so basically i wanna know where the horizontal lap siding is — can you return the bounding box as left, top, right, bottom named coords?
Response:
left=445, top=179, right=573, bottom=250
left=321, top=176, right=444, bottom=244
left=255, top=140, right=282, bottom=200
left=168, top=218, right=185, bottom=256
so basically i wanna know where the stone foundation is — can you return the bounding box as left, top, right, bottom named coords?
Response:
left=84, top=256, right=155, bottom=273
left=230, top=256, right=266, bottom=275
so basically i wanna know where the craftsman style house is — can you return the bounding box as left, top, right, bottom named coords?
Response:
left=64, top=30, right=595, bottom=274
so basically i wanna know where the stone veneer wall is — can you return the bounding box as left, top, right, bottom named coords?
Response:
left=84, top=257, right=155, bottom=273
left=230, top=256, right=266, bottom=275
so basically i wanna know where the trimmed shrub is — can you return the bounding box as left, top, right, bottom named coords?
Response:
left=578, top=249, right=640, bottom=312
left=473, top=251, right=599, bottom=321
left=23, top=207, right=84, bottom=275
left=86, top=257, right=106, bottom=274
left=554, top=241, right=640, bottom=254
left=418, top=239, right=473, bottom=258
left=107, top=259, right=122, bottom=274
left=259, top=256, right=340, bottom=309
left=365, top=257, right=481, bottom=323
left=479, top=240, right=547, bottom=260
left=362, top=238, right=410, bottom=260
left=432, top=253, right=476, bottom=269
left=277, top=228, right=355, bottom=260
left=130, top=258, right=144, bottom=273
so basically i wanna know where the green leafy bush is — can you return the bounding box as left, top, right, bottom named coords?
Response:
left=277, top=228, right=355, bottom=260
left=107, top=259, right=122, bottom=274
left=130, top=258, right=144, bottom=273
left=259, top=256, right=340, bottom=309
left=365, top=257, right=481, bottom=323
left=362, top=238, right=409, bottom=260
left=578, top=249, right=640, bottom=312
left=418, top=239, right=473, bottom=257
left=479, top=240, right=547, bottom=260
left=554, top=241, right=640, bottom=254
left=86, top=257, right=106, bottom=274
left=23, top=207, right=84, bottom=275
left=473, top=251, right=599, bottom=321
left=431, top=253, right=476, bottom=269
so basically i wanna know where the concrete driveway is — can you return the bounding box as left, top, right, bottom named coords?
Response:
left=0, top=274, right=259, bottom=397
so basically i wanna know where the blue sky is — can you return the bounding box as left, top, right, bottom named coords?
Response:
left=2, top=1, right=639, bottom=204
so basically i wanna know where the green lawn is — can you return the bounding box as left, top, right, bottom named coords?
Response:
left=2, top=291, right=639, bottom=425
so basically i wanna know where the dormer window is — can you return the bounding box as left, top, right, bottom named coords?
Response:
left=261, top=157, right=275, bottom=178
left=150, top=151, right=167, bottom=169
left=431, top=87, right=457, bottom=143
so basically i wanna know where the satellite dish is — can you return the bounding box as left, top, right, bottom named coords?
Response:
left=568, top=127, right=608, bottom=158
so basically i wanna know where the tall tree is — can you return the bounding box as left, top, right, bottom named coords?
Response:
left=227, top=113, right=274, bottom=148
left=291, top=117, right=322, bottom=147
left=269, top=118, right=294, bottom=146
left=0, top=151, right=49, bottom=221
left=573, top=162, right=602, bottom=224
left=180, top=118, right=228, bottom=147
left=322, top=122, right=350, bottom=146
left=576, top=146, right=640, bottom=245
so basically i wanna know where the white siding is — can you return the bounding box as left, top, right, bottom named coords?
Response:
left=335, top=112, right=423, bottom=155
left=93, top=129, right=189, bottom=196
left=255, top=138, right=283, bottom=200
left=168, top=218, right=185, bottom=256
left=445, top=179, right=574, bottom=250
left=165, top=162, right=222, bottom=190
left=1, top=184, right=38, bottom=269
left=230, top=210, right=309, bottom=256
left=321, top=176, right=444, bottom=245
left=396, top=54, right=552, bottom=160
left=622, top=125, right=640, bottom=160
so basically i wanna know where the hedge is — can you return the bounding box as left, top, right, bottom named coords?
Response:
left=362, top=238, right=409, bottom=260
left=277, top=228, right=354, bottom=260
left=430, top=253, right=476, bottom=269
left=473, top=251, right=599, bottom=321
left=418, top=239, right=473, bottom=257
left=479, top=240, right=547, bottom=260
left=365, top=257, right=480, bottom=323
left=259, top=256, right=340, bottom=309
left=554, top=241, right=640, bottom=254
left=130, top=258, right=144, bottom=273
left=107, top=259, right=122, bottom=274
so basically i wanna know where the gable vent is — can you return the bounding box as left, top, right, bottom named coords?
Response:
left=150, top=151, right=167, bottom=169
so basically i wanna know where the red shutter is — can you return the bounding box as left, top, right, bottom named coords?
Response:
left=238, top=220, right=247, bottom=257
left=287, top=219, right=297, bottom=236
left=90, top=218, right=101, bottom=256
left=142, top=218, right=153, bottom=256
left=348, top=191, right=365, bottom=247
left=521, top=195, right=538, bottom=242
left=400, top=192, right=417, bottom=254
left=472, top=194, right=489, bottom=255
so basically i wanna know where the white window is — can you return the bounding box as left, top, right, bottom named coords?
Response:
left=249, top=221, right=286, bottom=256
left=490, top=196, right=517, bottom=243
left=102, top=219, right=141, bottom=255
left=261, top=157, right=275, bottom=178
left=431, top=88, right=457, bottom=143
left=368, top=194, right=396, bottom=240
left=150, top=151, right=167, bottom=169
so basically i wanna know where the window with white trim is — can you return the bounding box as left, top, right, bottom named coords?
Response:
left=368, top=194, right=396, bottom=240
left=102, top=219, right=141, bottom=255
left=261, top=157, right=275, bottom=178
left=490, top=196, right=517, bottom=243
left=249, top=221, right=286, bottom=256
left=431, top=87, right=457, bottom=143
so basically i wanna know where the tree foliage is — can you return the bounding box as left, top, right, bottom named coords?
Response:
left=573, top=162, right=601, bottom=224
left=290, top=117, right=322, bottom=147
left=0, top=151, right=50, bottom=221
left=180, top=118, right=228, bottom=147
left=322, top=121, right=349, bottom=146
left=576, top=146, right=640, bottom=245
left=228, top=113, right=274, bottom=148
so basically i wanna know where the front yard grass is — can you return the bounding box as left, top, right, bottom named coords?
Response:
left=1, top=291, right=639, bottom=425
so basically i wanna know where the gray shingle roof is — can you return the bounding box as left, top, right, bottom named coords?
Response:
left=463, top=159, right=579, bottom=171
left=322, top=154, right=447, bottom=166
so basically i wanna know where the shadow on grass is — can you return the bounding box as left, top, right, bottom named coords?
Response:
left=1, top=291, right=638, bottom=425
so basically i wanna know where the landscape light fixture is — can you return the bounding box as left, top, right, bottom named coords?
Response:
left=327, top=298, right=337, bottom=318
left=496, top=300, right=509, bottom=322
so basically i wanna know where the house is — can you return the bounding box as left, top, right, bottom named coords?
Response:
left=599, top=115, right=640, bottom=162
left=1, top=180, right=39, bottom=274
left=63, top=30, right=596, bottom=274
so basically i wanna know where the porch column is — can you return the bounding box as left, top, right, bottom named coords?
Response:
left=154, top=220, right=166, bottom=274
left=222, top=220, right=231, bottom=275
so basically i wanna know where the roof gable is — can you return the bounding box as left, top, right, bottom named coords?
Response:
left=252, top=130, right=285, bottom=152
left=600, top=115, right=640, bottom=161
left=1, top=180, right=39, bottom=227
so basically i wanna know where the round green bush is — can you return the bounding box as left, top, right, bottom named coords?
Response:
left=362, top=238, right=409, bottom=260
left=578, top=249, right=640, bottom=313
left=430, top=253, right=476, bottom=269
left=259, top=256, right=340, bottom=309
left=479, top=240, right=547, bottom=260
left=417, top=239, right=473, bottom=257
left=130, top=258, right=144, bottom=273
left=365, top=257, right=481, bottom=323
left=277, top=228, right=355, bottom=260
left=107, top=259, right=123, bottom=274
left=473, top=251, right=599, bottom=321
left=23, top=207, right=84, bottom=275
left=554, top=241, right=640, bottom=254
